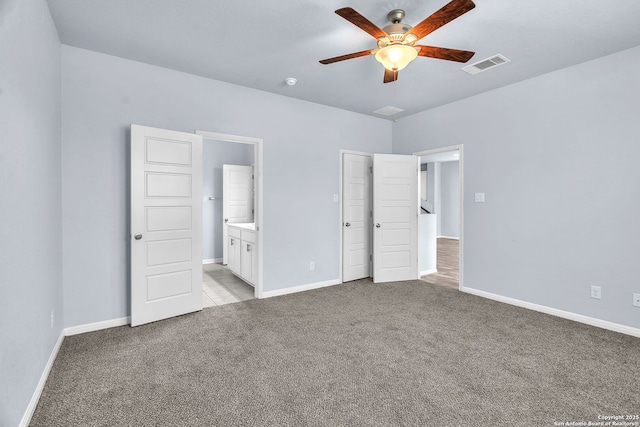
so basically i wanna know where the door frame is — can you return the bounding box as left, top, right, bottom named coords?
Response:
left=339, top=149, right=373, bottom=283
left=413, top=144, right=464, bottom=290
left=196, top=130, right=264, bottom=298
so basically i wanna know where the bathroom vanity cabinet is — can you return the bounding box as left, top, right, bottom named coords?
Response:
left=227, top=223, right=257, bottom=286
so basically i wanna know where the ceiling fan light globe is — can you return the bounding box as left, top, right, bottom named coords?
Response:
left=374, top=44, right=418, bottom=71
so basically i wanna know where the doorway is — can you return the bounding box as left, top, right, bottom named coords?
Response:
left=196, top=130, right=264, bottom=299
left=414, top=145, right=463, bottom=290
left=200, top=138, right=256, bottom=306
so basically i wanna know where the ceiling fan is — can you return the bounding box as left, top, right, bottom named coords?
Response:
left=319, top=0, right=476, bottom=83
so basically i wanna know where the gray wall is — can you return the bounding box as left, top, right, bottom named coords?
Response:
left=419, top=214, right=437, bottom=274
left=61, top=45, right=392, bottom=327
left=393, top=45, right=640, bottom=330
left=427, top=163, right=436, bottom=206
left=440, top=161, right=460, bottom=239
left=0, top=0, right=63, bottom=425
left=203, top=140, right=254, bottom=260
left=428, top=162, right=442, bottom=235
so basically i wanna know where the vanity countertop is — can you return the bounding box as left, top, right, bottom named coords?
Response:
left=228, top=222, right=255, bottom=231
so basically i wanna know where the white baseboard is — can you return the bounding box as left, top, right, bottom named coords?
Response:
left=19, top=330, right=65, bottom=427
left=461, top=286, right=640, bottom=338
left=420, top=269, right=437, bottom=277
left=262, top=279, right=341, bottom=299
left=437, top=236, right=459, bottom=240
left=202, top=258, right=222, bottom=264
left=64, top=316, right=130, bottom=336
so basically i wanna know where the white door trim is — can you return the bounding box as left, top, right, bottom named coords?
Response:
left=413, top=144, right=464, bottom=289
left=339, top=149, right=373, bottom=283
left=195, top=130, right=264, bottom=298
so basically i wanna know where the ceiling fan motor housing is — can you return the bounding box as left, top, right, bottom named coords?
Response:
left=383, top=23, right=412, bottom=39
left=378, top=23, right=417, bottom=49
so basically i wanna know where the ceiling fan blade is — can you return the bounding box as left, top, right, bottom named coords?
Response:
left=415, top=45, right=475, bottom=62
left=407, top=0, right=475, bottom=41
left=335, top=7, right=388, bottom=39
left=383, top=68, right=398, bottom=83
left=319, top=49, right=374, bottom=65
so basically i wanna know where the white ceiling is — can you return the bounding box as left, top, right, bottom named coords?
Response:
left=46, top=0, right=640, bottom=120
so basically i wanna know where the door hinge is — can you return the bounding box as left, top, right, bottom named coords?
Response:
left=369, top=166, right=373, bottom=174
left=370, top=254, right=372, bottom=261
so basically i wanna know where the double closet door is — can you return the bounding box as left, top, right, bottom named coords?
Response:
left=342, top=153, right=418, bottom=284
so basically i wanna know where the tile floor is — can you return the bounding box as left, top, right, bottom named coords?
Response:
left=202, top=262, right=256, bottom=307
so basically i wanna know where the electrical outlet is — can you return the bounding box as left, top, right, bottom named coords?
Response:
left=50, top=310, right=54, bottom=328
left=633, top=293, right=640, bottom=308
left=309, top=261, right=315, bottom=271
left=590, top=286, right=601, bottom=300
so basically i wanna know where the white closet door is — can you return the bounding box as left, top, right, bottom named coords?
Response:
left=343, top=153, right=372, bottom=282
left=373, top=154, right=419, bottom=283
left=130, top=125, right=203, bottom=326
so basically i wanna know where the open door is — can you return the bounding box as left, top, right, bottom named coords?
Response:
left=222, top=165, right=253, bottom=264
left=342, top=153, right=372, bottom=282
left=130, top=125, right=203, bottom=326
left=373, top=154, right=419, bottom=283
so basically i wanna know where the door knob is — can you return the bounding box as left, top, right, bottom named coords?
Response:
left=345, top=222, right=351, bottom=227
left=134, top=233, right=142, bottom=240
left=375, top=223, right=381, bottom=228
left=224, top=218, right=229, bottom=223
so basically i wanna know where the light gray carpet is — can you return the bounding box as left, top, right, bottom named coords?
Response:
left=31, top=279, right=639, bottom=426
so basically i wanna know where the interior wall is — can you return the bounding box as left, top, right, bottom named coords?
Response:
left=419, top=214, right=438, bottom=275
left=61, top=45, right=392, bottom=327
left=0, top=0, right=63, bottom=425
left=432, top=162, right=442, bottom=235
left=427, top=162, right=436, bottom=207
left=440, top=161, right=460, bottom=239
left=202, top=140, right=254, bottom=261
left=392, top=45, right=640, bottom=330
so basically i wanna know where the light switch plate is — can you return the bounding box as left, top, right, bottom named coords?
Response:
left=475, top=193, right=485, bottom=203
left=333, top=194, right=339, bottom=203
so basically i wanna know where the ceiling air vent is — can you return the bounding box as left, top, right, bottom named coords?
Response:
left=462, top=54, right=510, bottom=75
left=373, top=106, right=405, bottom=116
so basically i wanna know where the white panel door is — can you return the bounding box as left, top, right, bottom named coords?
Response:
left=131, top=125, right=203, bottom=326
left=222, top=165, right=253, bottom=264
left=373, top=154, right=419, bottom=283
left=342, top=153, right=372, bottom=282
